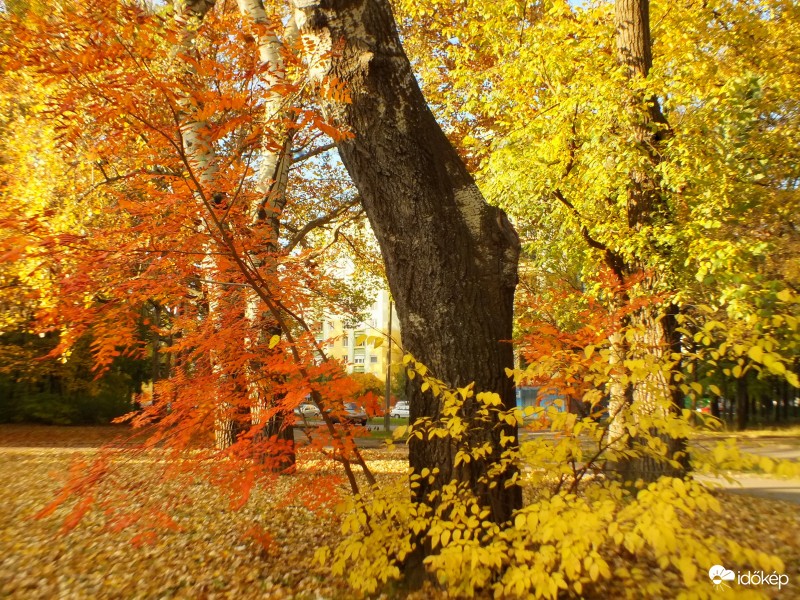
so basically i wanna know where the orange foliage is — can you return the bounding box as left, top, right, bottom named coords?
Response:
left=1, top=0, right=373, bottom=541
left=516, top=266, right=665, bottom=414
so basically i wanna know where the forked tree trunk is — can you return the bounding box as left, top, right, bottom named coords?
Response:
left=292, top=0, right=521, bottom=524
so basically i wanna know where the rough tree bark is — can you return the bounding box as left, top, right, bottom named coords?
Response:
left=291, top=0, right=522, bottom=525
left=609, top=0, right=687, bottom=481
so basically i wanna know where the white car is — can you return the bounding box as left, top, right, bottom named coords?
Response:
left=294, top=402, right=321, bottom=418
left=390, top=401, right=409, bottom=418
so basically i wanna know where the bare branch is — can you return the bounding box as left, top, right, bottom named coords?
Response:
left=552, top=189, right=626, bottom=281
left=283, top=197, right=363, bottom=253
left=293, top=142, right=336, bottom=164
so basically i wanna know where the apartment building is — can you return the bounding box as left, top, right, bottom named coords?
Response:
left=314, top=289, right=401, bottom=378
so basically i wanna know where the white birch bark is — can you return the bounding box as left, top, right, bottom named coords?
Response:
left=237, top=0, right=297, bottom=439
left=172, top=0, right=234, bottom=450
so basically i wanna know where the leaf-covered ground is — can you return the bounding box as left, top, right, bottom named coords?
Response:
left=0, top=425, right=797, bottom=599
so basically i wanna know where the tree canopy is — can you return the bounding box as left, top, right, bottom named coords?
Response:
left=1, top=0, right=799, bottom=596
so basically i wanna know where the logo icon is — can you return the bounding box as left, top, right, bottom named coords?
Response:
left=709, top=565, right=735, bottom=590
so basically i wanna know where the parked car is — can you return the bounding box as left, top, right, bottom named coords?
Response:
left=294, top=402, right=321, bottom=418
left=390, top=401, right=409, bottom=419
left=329, top=402, right=368, bottom=426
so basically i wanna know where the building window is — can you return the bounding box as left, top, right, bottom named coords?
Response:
left=354, top=357, right=365, bottom=364
left=342, top=336, right=349, bottom=346
left=370, top=356, right=378, bottom=363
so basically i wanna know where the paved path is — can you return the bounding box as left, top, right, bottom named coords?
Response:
left=523, top=430, right=800, bottom=504
left=695, top=436, right=800, bottom=504
left=698, top=473, right=800, bottom=505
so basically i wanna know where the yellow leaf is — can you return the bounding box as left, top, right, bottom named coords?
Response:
left=584, top=344, right=595, bottom=359
left=269, top=335, right=280, bottom=349
left=763, top=354, right=786, bottom=375
left=441, top=529, right=450, bottom=547
left=679, top=557, right=697, bottom=586
left=747, top=345, right=763, bottom=363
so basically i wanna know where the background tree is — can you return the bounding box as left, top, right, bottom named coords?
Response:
left=395, top=0, right=800, bottom=447
left=2, top=0, right=375, bottom=476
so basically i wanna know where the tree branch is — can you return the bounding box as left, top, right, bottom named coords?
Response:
left=283, top=198, right=362, bottom=253
left=552, top=189, right=626, bottom=282
left=292, top=141, right=336, bottom=164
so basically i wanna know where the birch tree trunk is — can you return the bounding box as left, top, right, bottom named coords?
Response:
left=291, top=0, right=522, bottom=529
left=172, top=0, right=234, bottom=450
left=237, top=0, right=296, bottom=470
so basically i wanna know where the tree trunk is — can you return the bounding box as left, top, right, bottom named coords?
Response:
left=781, top=378, right=789, bottom=421
left=609, top=0, right=687, bottom=481
left=736, top=375, right=749, bottom=431
left=617, top=305, right=688, bottom=482
left=710, top=395, right=720, bottom=419
left=292, top=0, right=521, bottom=523
left=773, top=380, right=780, bottom=423
left=150, top=302, right=162, bottom=384
left=237, top=0, right=297, bottom=471
left=172, top=0, right=235, bottom=451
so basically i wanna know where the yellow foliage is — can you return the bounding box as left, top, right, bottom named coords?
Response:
left=321, top=355, right=790, bottom=598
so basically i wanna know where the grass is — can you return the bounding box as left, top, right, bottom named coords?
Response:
left=368, top=416, right=408, bottom=427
